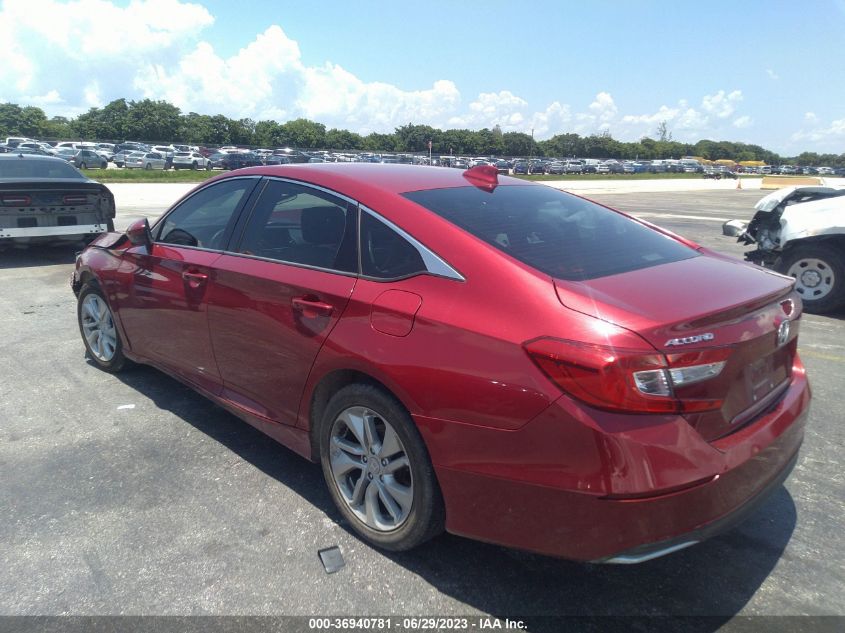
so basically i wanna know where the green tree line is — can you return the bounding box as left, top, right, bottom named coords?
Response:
left=1, top=99, right=842, bottom=166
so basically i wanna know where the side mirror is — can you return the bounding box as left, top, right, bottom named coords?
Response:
left=722, top=220, right=747, bottom=237
left=126, top=217, right=152, bottom=247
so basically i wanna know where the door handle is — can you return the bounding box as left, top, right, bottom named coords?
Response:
left=292, top=296, right=335, bottom=318
left=182, top=271, right=208, bottom=289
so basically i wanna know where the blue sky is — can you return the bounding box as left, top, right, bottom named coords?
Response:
left=1, top=0, right=843, bottom=154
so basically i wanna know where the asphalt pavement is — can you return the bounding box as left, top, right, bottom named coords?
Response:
left=0, top=187, right=842, bottom=630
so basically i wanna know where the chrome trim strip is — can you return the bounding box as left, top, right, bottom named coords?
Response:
left=0, top=223, right=107, bottom=238
left=214, top=250, right=359, bottom=278
left=262, top=175, right=359, bottom=207
left=604, top=540, right=699, bottom=564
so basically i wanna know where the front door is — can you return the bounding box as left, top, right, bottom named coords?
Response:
left=116, top=177, right=259, bottom=393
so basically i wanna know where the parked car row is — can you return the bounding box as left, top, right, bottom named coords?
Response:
left=3, top=137, right=843, bottom=177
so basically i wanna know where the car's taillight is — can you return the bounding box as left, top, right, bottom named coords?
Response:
left=2, top=195, right=32, bottom=206
left=524, top=337, right=730, bottom=414
left=63, top=194, right=88, bottom=205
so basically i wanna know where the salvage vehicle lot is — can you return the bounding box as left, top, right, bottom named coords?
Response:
left=0, top=188, right=842, bottom=626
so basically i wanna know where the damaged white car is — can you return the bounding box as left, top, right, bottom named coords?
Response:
left=724, top=186, right=845, bottom=313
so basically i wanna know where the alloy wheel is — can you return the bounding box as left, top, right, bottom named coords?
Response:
left=80, top=294, right=117, bottom=362
left=328, top=406, right=414, bottom=532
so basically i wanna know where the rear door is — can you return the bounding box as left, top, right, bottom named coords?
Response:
left=207, top=178, right=358, bottom=424
left=116, top=177, right=260, bottom=393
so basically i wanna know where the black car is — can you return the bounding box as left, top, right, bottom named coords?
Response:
left=213, top=152, right=263, bottom=170
left=271, top=148, right=312, bottom=163
left=261, top=155, right=292, bottom=166
left=494, top=160, right=510, bottom=175
left=0, top=154, right=115, bottom=246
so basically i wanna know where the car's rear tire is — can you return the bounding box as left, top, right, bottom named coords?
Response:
left=77, top=284, right=128, bottom=372
left=145, top=163, right=151, bottom=170
left=80, top=162, right=87, bottom=169
left=776, top=243, right=845, bottom=314
left=100, top=161, right=107, bottom=169
left=206, top=162, right=212, bottom=170
left=318, top=384, right=445, bottom=551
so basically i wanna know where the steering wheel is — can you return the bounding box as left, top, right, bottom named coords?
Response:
left=207, top=228, right=226, bottom=249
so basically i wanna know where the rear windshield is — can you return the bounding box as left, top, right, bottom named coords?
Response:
left=0, top=159, right=85, bottom=180
left=403, top=185, right=697, bottom=281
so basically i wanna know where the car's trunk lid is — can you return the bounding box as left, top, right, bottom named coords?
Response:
left=554, top=255, right=800, bottom=441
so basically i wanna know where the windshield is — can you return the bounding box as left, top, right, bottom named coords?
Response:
left=0, top=159, right=85, bottom=180
left=404, top=185, right=697, bottom=281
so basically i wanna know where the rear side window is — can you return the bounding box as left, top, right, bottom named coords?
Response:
left=237, top=179, right=357, bottom=273
left=361, top=211, right=426, bottom=279
left=403, top=185, right=697, bottom=280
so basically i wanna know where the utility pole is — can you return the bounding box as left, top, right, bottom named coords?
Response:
left=529, top=127, right=534, bottom=173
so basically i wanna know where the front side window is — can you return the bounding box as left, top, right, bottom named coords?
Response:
left=404, top=185, right=697, bottom=281
left=155, top=178, right=255, bottom=249
left=237, top=179, right=356, bottom=272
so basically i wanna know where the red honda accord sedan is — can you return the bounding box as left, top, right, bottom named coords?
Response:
left=72, top=164, right=810, bottom=563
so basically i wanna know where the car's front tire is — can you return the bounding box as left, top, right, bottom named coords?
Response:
left=318, top=384, right=445, bottom=551
left=777, top=243, right=845, bottom=314
left=77, top=284, right=128, bottom=372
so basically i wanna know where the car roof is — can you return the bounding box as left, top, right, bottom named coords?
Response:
left=224, top=163, right=540, bottom=195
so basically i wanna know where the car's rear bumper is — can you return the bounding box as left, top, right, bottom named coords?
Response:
left=416, top=362, right=809, bottom=562
left=595, top=448, right=799, bottom=563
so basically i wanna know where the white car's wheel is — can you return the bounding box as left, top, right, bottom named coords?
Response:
left=777, top=244, right=845, bottom=314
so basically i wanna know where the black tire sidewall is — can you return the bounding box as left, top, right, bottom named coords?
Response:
left=777, top=243, right=845, bottom=313
left=77, top=284, right=127, bottom=372
left=317, top=384, right=444, bottom=551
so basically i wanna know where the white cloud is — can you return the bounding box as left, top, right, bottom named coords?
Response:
left=447, top=90, right=526, bottom=129
left=0, top=0, right=214, bottom=108
left=588, top=92, right=617, bottom=122
left=733, top=116, right=753, bottom=128
left=0, top=2, right=761, bottom=148
left=805, top=112, right=817, bottom=122
left=766, top=69, right=780, bottom=80
left=791, top=117, right=845, bottom=144
left=701, top=90, right=743, bottom=118
left=530, top=102, right=572, bottom=137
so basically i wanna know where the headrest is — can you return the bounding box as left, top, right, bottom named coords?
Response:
left=301, top=206, right=345, bottom=245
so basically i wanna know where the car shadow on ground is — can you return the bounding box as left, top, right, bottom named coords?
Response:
left=113, top=364, right=797, bottom=633
left=0, top=243, right=82, bottom=269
